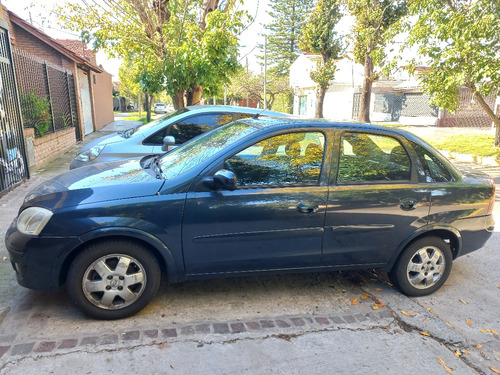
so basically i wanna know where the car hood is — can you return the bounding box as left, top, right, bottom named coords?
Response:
left=78, top=132, right=127, bottom=152
left=23, top=159, right=164, bottom=210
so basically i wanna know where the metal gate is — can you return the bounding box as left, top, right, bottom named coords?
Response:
left=0, top=20, right=29, bottom=195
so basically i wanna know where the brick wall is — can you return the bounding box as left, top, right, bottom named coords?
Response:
left=33, top=127, right=75, bottom=166
left=92, top=70, right=114, bottom=130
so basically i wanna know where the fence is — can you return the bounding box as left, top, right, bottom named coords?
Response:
left=13, top=48, right=81, bottom=140
left=439, top=87, right=496, bottom=128
left=0, top=24, right=29, bottom=195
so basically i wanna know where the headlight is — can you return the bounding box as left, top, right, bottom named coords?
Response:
left=75, top=145, right=105, bottom=162
left=17, top=207, right=53, bottom=235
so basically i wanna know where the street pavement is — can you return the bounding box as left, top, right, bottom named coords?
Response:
left=0, top=122, right=499, bottom=374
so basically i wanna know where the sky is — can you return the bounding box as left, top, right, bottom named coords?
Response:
left=1, top=0, right=273, bottom=80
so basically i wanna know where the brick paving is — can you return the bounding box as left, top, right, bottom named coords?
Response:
left=0, top=310, right=393, bottom=360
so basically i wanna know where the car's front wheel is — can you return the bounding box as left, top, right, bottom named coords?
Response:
left=67, top=240, right=161, bottom=320
left=389, top=236, right=453, bottom=297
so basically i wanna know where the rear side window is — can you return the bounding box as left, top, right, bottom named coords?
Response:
left=145, top=113, right=233, bottom=145
left=410, top=142, right=452, bottom=182
left=338, top=132, right=411, bottom=183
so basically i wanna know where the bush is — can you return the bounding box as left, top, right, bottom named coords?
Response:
left=19, top=90, right=52, bottom=137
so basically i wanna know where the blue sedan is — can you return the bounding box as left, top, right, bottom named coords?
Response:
left=6, top=117, right=495, bottom=319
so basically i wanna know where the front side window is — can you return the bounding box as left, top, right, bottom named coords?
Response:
left=338, top=132, right=411, bottom=183
left=146, top=113, right=232, bottom=145
left=225, top=132, right=325, bottom=186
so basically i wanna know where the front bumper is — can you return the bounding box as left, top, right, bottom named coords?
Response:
left=6, top=220, right=83, bottom=291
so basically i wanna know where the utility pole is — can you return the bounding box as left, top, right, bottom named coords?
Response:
left=264, top=35, right=267, bottom=109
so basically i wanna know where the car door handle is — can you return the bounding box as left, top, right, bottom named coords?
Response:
left=399, top=198, right=417, bottom=211
left=297, top=203, right=317, bottom=214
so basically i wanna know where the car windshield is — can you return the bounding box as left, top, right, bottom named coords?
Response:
left=119, top=107, right=190, bottom=139
left=158, top=121, right=258, bottom=180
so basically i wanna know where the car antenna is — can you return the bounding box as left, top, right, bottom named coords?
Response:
left=252, top=106, right=268, bottom=120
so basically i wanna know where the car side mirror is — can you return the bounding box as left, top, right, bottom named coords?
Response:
left=206, top=169, right=237, bottom=191
left=162, top=136, right=176, bottom=152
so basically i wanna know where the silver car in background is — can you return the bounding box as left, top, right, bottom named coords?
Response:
left=70, top=105, right=289, bottom=169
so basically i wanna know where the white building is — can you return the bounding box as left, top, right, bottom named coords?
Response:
left=290, top=54, right=364, bottom=121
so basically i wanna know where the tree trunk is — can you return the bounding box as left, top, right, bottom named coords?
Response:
left=358, top=51, right=373, bottom=123
left=145, top=93, right=151, bottom=123
left=316, top=85, right=327, bottom=118
left=186, top=84, right=203, bottom=106
left=172, top=91, right=185, bottom=109
left=468, top=83, right=500, bottom=147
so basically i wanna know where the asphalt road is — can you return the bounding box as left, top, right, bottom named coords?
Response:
left=0, top=126, right=499, bottom=374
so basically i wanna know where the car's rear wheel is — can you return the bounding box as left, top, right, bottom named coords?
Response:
left=389, top=236, right=452, bottom=296
left=67, top=240, right=161, bottom=320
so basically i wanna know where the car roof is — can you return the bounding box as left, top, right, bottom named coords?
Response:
left=235, top=116, right=429, bottom=144
left=183, top=105, right=289, bottom=117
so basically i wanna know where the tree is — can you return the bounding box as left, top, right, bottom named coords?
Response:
left=346, top=0, right=407, bottom=123
left=57, top=0, right=247, bottom=112
left=406, top=0, right=500, bottom=146
left=118, top=57, right=142, bottom=108
left=228, top=69, right=292, bottom=110
left=261, top=0, right=314, bottom=77
left=299, top=0, right=343, bottom=118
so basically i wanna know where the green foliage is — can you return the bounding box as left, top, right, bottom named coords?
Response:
left=346, top=0, right=407, bottom=69
left=261, top=0, right=314, bottom=76
left=426, top=134, right=500, bottom=159
left=19, top=90, right=51, bottom=137
left=299, top=0, right=343, bottom=117
left=57, top=0, right=248, bottom=106
left=405, top=0, right=500, bottom=114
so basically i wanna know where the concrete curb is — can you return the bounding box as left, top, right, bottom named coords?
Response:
left=439, top=150, right=500, bottom=167
left=0, top=310, right=393, bottom=361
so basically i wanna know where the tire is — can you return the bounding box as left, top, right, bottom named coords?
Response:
left=67, top=240, right=161, bottom=320
left=389, top=236, right=453, bottom=297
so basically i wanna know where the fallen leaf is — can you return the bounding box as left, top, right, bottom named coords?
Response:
left=360, top=293, right=368, bottom=300
left=490, top=366, right=500, bottom=374
left=350, top=298, right=358, bottom=305
left=492, top=329, right=499, bottom=338
left=1, top=257, right=6, bottom=261
left=466, top=318, right=473, bottom=326
left=372, top=305, right=379, bottom=310
left=497, top=285, right=500, bottom=289
left=454, top=350, right=462, bottom=357
left=374, top=288, right=383, bottom=291
left=459, top=299, right=468, bottom=305
left=401, top=310, right=411, bottom=316
left=477, top=344, right=483, bottom=349
left=464, top=350, right=470, bottom=355
left=419, top=331, right=431, bottom=337
left=424, top=316, right=428, bottom=323
left=446, top=322, right=454, bottom=328
left=426, top=307, right=432, bottom=311
left=437, top=357, right=454, bottom=374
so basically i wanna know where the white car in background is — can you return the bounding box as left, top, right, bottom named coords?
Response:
left=153, top=102, right=168, bottom=114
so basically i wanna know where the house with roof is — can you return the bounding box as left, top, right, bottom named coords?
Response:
left=0, top=6, right=113, bottom=167
left=290, top=54, right=496, bottom=128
